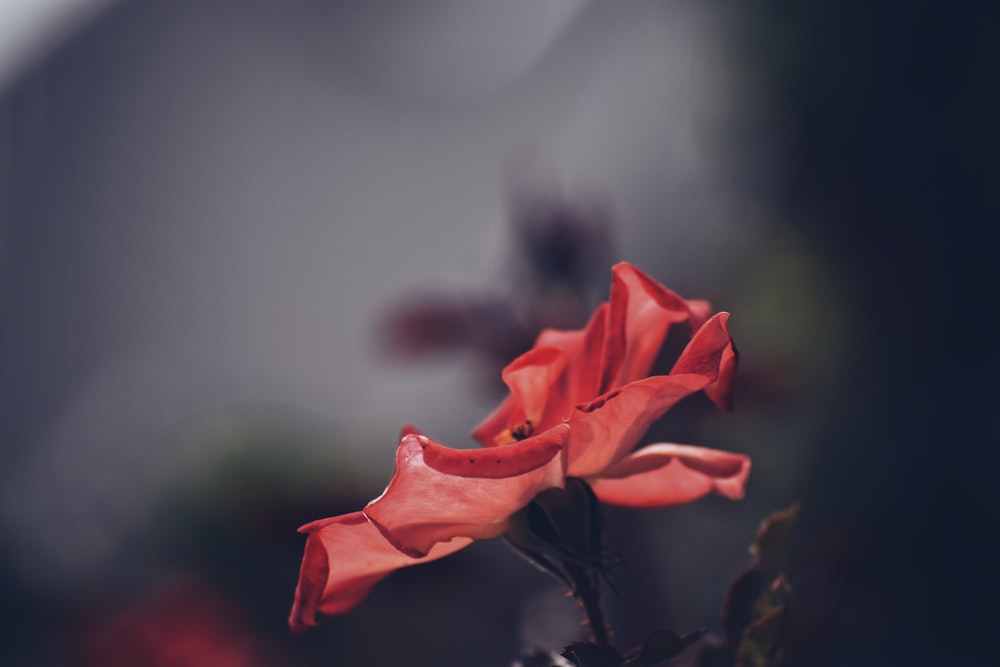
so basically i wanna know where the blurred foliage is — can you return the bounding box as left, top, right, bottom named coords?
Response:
left=696, top=503, right=798, bottom=667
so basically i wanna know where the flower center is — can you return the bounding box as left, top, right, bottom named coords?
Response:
left=510, top=420, right=535, bottom=441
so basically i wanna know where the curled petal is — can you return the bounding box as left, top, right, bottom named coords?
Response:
left=289, top=512, right=471, bottom=632
left=566, top=373, right=712, bottom=477
left=685, top=299, right=712, bottom=332
left=421, top=429, right=565, bottom=478
left=566, top=312, right=736, bottom=477
left=534, top=324, right=585, bottom=355
left=604, top=263, right=713, bottom=390
left=501, top=347, right=566, bottom=429
left=472, top=348, right=564, bottom=445
left=472, top=304, right=607, bottom=447
left=592, top=443, right=751, bottom=507
left=470, top=395, right=517, bottom=447
left=364, top=425, right=569, bottom=558
left=705, top=337, right=737, bottom=412
left=537, top=302, right=609, bottom=400
left=399, top=423, right=426, bottom=438
left=671, top=312, right=738, bottom=413
left=535, top=302, right=610, bottom=424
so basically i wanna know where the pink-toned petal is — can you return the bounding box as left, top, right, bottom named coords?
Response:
left=566, top=312, right=736, bottom=477
left=704, top=331, right=737, bottom=412
left=472, top=304, right=605, bottom=446
left=364, top=425, right=569, bottom=558
left=502, top=346, right=567, bottom=425
left=421, top=428, right=565, bottom=478
left=592, top=443, right=751, bottom=507
left=536, top=302, right=610, bottom=423
left=671, top=312, right=738, bottom=413
left=471, top=395, right=517, bottom=447
left=399, top=423, right=425, bottom=438
left=565, top=373, right=713, bottom=477
left=470, top=346, right=565, bottom=446
left=686, top=299, right=713, bottom=332
left=604, top=263, right=711, bottom=389
left=289, top=511, right=471, bottom=632
left=535, top=326, right=585, bottom=354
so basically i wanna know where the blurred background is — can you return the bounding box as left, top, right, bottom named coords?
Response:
left=0, top=1, right=995, bottom=666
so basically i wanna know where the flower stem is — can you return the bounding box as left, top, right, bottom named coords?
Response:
left=565, top=561, right=610, bottom=646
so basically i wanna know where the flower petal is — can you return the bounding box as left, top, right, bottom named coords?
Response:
left=592, top=443, right=751, bottom=507
left=471, top=304, right=607, bottom=446
left=470, top=395, right=517, bottom=447
left=565, top=374, right=712, bottom=477
left=602, top=263, right=713, bottom=390
left=565, top=312, right=736, bottom=477
left=289, top=512, right=471, bottom=632
left=421, top=428, right=565, bottom=478
left=471, top=347, right=568, bottom=446
left=501, top=346, right=567, bottom=428
left=685, top=299, right=712, bottom=332
left=364, top=425, right=569, bottom=558
left=671, top=312, right=738, bottom=413
left=536, top=301, right=609, bottom=407
left=399, top=423, right=425, bottom=438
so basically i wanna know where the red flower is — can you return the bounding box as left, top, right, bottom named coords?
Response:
left=470, top=262, right=748, bottom=507
left=289, top=263, right=749, bottom=632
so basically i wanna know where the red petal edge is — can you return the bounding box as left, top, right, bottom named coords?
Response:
left=502, top=346, right=566, bottom=422
left=421, top=427, right=565, bottom=478
left=671, top=312, right=738, bottom=413
left=471, top=347, right=567, bottom=446
left=603, top=262, right=711, bottom=389
left=563, top=312, right=736, bottom=477
left=399, top=423, right=426, bottom=439
left=592, top=443, right=751, bottom=508
left=364, top=425, right=569, bottom=558
left=289, top=511, right=471, bottom=632
left=471, top=395, right=516, bottom=447
left=565, top=372, right=714, bottom=477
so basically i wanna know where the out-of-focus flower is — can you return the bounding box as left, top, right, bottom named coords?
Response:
left=471, top=262, right=749, bottom=509
left=379, top=193, right=614, bottom=372
left=290, top=263, right=749, bottom=632
left=74, top=576, right=272, bottom=667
